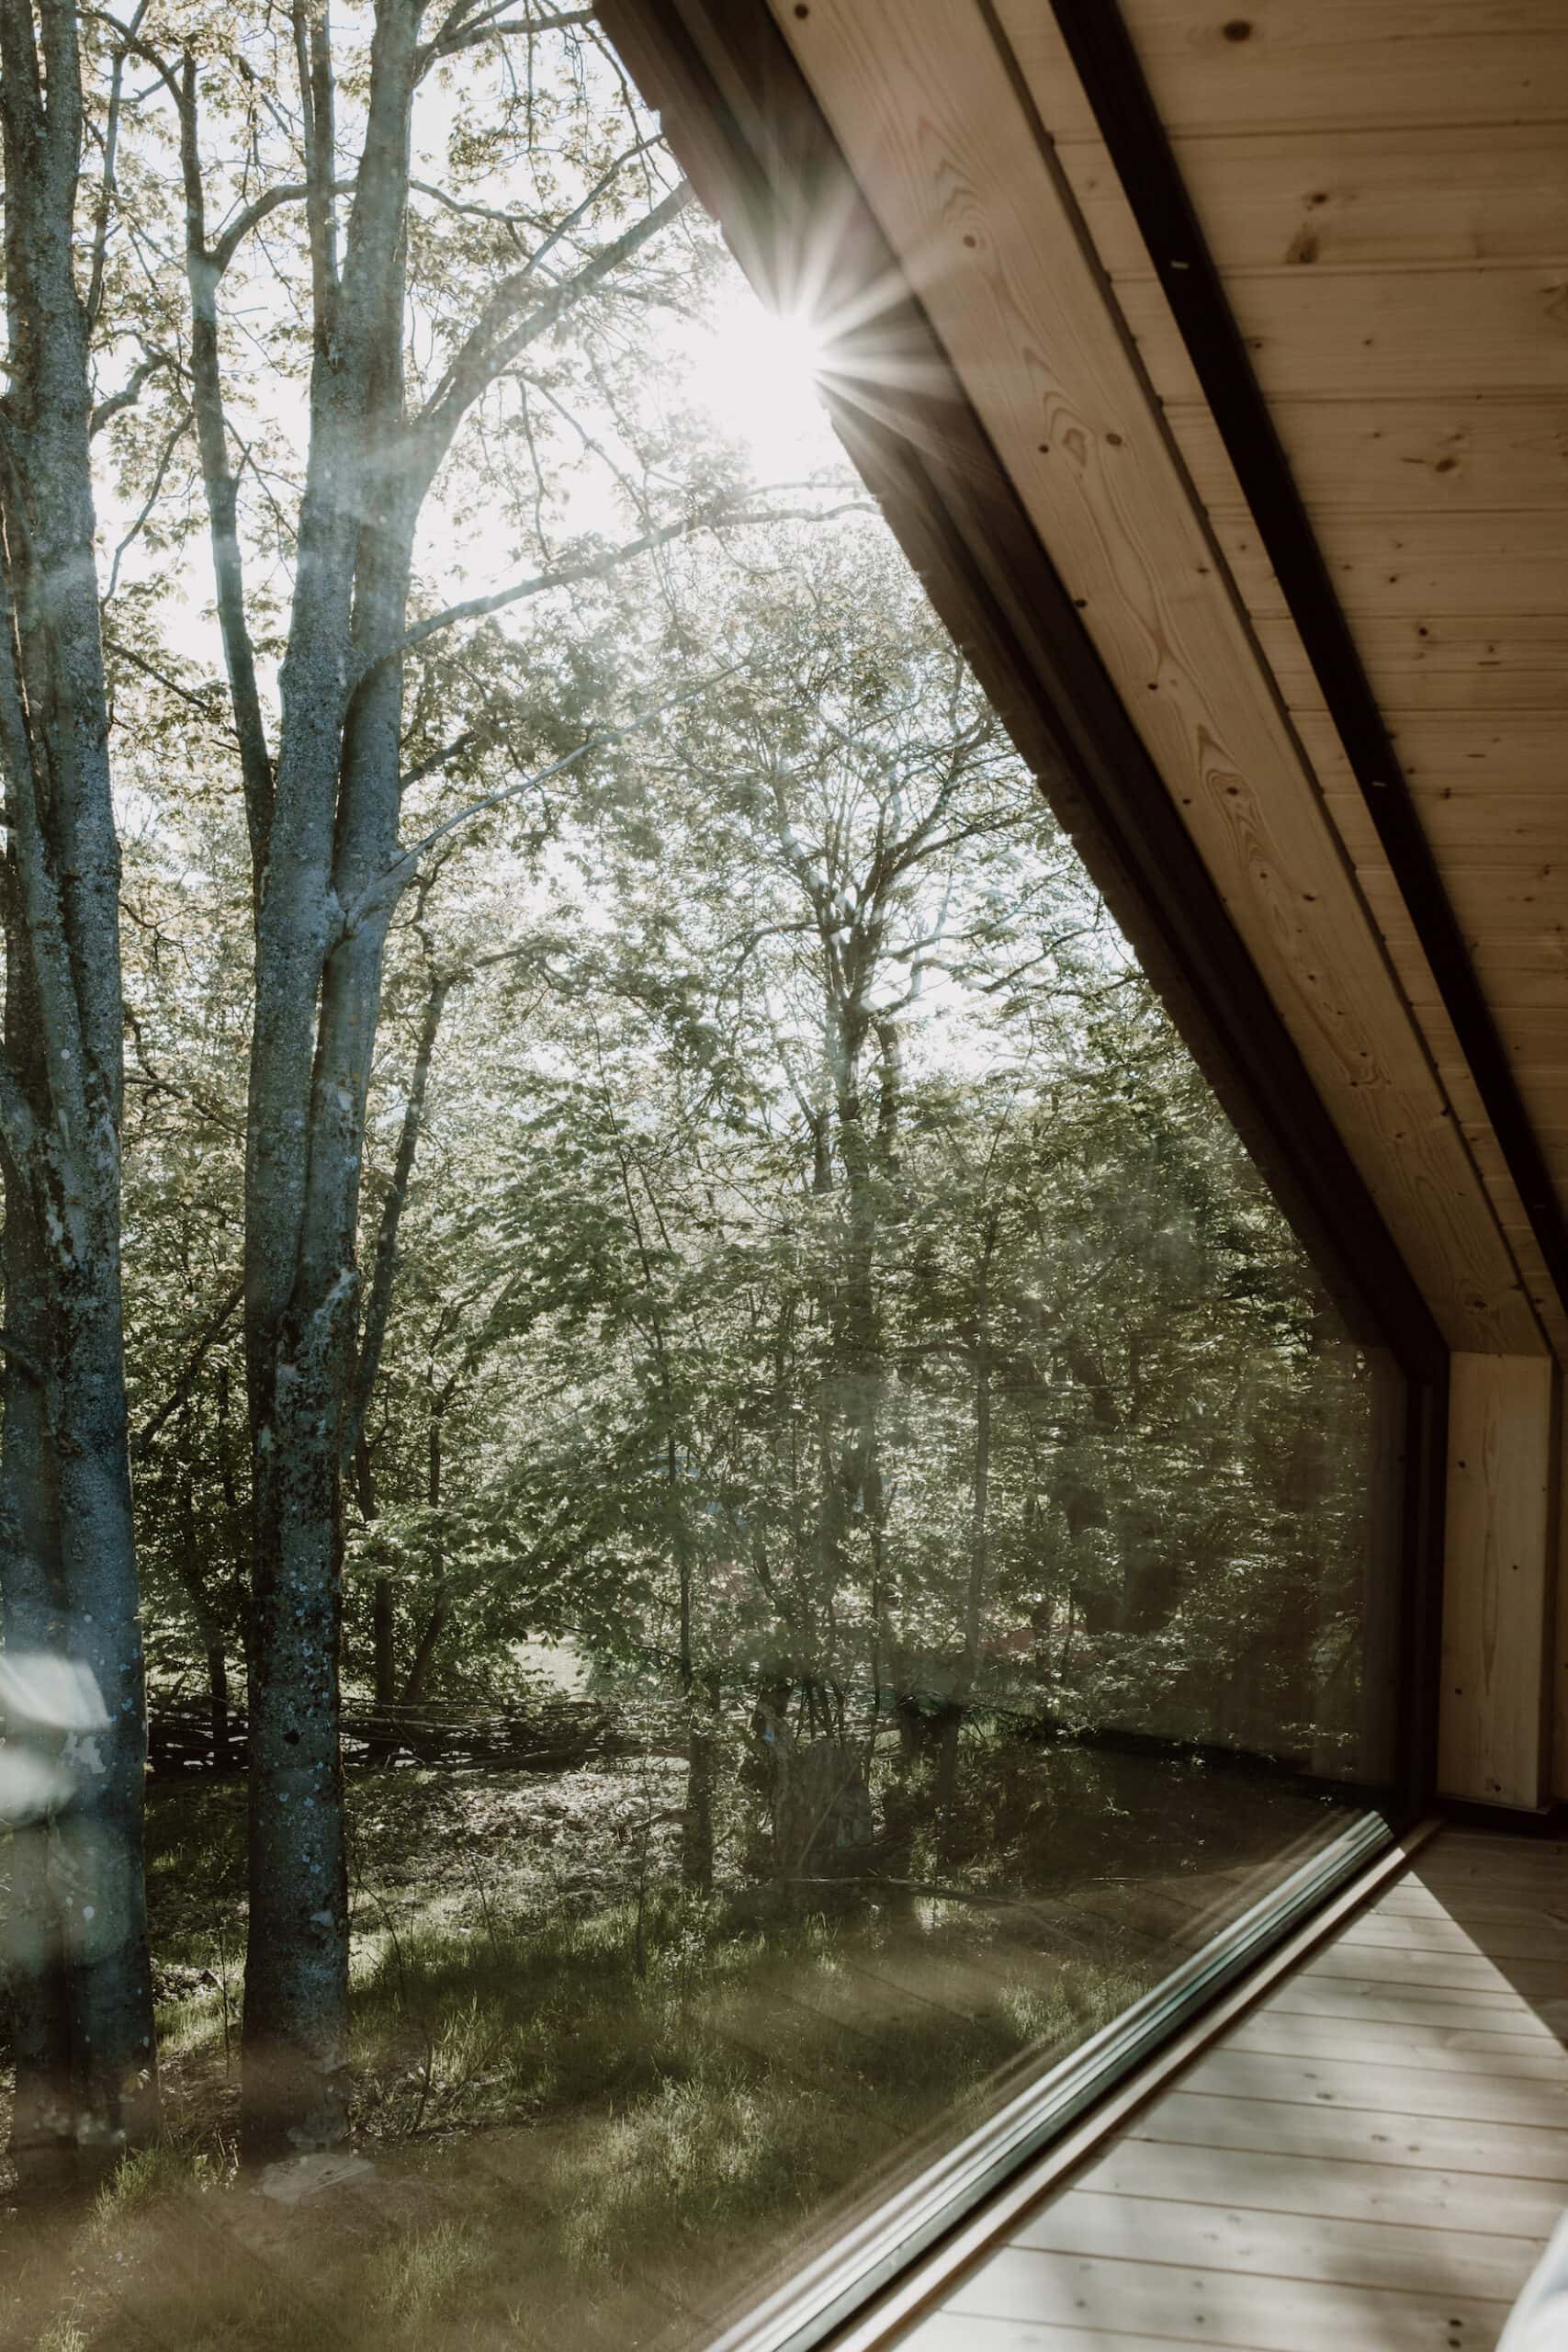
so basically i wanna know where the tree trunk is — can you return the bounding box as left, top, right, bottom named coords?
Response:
left=0, top=1172, right=74, bottom=2190
left=939, top=1222, right=997, bottom=1852
left=399, top=1374, right=449, bottom=1708
left=0, top=0, right=157, bottom=2170
left=240, top=17, right=422, bottom=2143
left=175, top=1458, right=233, bottom=1777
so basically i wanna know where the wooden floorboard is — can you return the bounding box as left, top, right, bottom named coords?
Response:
left=893, top=1826, right=1568, bottom=2352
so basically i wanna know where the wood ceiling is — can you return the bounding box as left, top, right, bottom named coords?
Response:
left=760, top=0, right=1568, bottom=1360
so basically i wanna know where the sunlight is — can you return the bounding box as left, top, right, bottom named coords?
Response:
left=694, top=287, right=839, bottom=468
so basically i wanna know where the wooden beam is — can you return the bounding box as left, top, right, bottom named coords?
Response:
left=594, top=0, right=1452, bottom=1380
left=764, top=0, right=1542, bottom=1355
left=1439, top=1351, right=1561, bottom=1809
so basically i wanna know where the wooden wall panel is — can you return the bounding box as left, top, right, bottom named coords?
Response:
left=1258, top=617, right=1568, bottom=717
left=1439, top=1352, right=1560, bottom=1808
left=1121, top=269, right=1568, bottom=403
left=1217, top=513, right=1568, bottom=617
left=1293, top=712, right=1568, bottom=793
left=994, top=3, right=1568, bottom=139
left=1170, top=398, right=1568, bottom=516
left=1058, top=127, right=1568, bottom=279
left=767, top=0, right=1541, bottom=1355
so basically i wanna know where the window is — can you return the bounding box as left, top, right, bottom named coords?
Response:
left=0, top=14, right=1419, bottom=2347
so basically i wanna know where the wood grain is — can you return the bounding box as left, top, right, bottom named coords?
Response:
left=942, top=2246, right=1511, bottom=2350
left=1293, top=712, right=1568, bottom=792
left=1056, top=126, right=1568, bottom=278
left=1170, top=397, right=1568, bottom=515
left=1178, top=2047, right=1568, bottom=2126
left=1439, top=1351, right=1560, bottom=1807
left=1258, top=616, right=1568, bottom=715
left=1072, top=2131, right=1568, bottom=2238
left=1224, top=2008, right=1568, bottom=2077
left=1013, top=2188, right=1540, bottom=2302
left=1326, top=794, right=1568, bottom=858
left=1122, top=266, right=1568, bottom=404
left=1218, top=511, right=1568, bottom=616
left=993, top=1, right=1568, bottom=138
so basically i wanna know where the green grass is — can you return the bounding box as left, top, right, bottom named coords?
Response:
left=1, top=1741, right=1335, bottom=2351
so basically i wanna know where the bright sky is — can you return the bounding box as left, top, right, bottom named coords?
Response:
left=672, top=286, right=841, bottom=475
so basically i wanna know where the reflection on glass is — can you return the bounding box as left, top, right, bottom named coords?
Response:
left=0, top=19, right=1406, bottom=2349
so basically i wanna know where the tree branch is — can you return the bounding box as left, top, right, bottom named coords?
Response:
left=292, top=0, right=341, bottom=333
left=85, top=0, right=150, bottom=333
left=338, top=664, right=745, bottom=937
left=377, top=498, right=868, bottom=679
left=418, top=5, right=592, bottom=72
left=89, top=347, right=175, bottom=437
left=179, top=50, right=276, bottom=888
left=132, top=1280, right=245, bottom=1460
left=415, top=178, right=693, bottom=479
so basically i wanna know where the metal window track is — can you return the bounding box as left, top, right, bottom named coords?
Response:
left=707, top=1810, right=1435, bottom=2352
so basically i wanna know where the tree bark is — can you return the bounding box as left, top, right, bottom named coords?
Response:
left=0, top=0, right=157, bottom=2172
left=175, top=1452, right=233, bottom=1777
left=0, top=1159, right=74, bottom=2189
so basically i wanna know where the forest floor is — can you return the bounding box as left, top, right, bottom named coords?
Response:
left=0, top=1739, right=1349, bottom=2351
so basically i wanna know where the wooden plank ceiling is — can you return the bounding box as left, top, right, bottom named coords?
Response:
left=765, top=0, right=1568, bottom=1358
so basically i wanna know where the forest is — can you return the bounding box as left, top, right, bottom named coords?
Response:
left=0, top=1, right=1397, bottom=2343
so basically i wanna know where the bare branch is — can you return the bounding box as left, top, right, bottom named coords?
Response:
left=211, top=181, right=311, bottom=277
left=418, top=5, right=592, bottom=72
left=101, top=401, right=193, bottom=605
left=338, top=665, right=747, bottom=937
left=133, top=1280, right=245, bottom=1460
left=85, top=0, right=149, bottom=331
left=178, top=49, right=275, bottom=885
left=416, top=179, right=693, bottom=472
left=89, top=347, right=174, bottom=436
left=291, top=0, right=341, bottom=329
left=380, top=498, right=869, bottom=675
left=398, top=729, right=478, bottom=794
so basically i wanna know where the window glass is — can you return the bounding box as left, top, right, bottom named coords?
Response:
left=2, top=17, right=1406, bottom=2347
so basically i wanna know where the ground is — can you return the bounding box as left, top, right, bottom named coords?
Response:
left=0, top=1734, right=1354, bottom=2349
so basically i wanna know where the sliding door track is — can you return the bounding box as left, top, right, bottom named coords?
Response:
left=707, top=1812, right=1438, bottom=2352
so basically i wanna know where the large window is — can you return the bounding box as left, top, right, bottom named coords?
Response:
left=0, top=13, right=1414, bottom=2349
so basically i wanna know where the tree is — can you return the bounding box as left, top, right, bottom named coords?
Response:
left=96, top=0, right=830, bottom=2149
left=0, top=0, right=158, bottom=2180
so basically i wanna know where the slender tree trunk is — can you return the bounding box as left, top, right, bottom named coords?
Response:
left=398, top=1378, right=448, bottom=1708
left=0, top=1164, right=74, bottom=2188
left=240, top=6, right=423, bottom=2142
left=673, top=1439, right=716, bottom=1895
left=682, top=1671, right=719, bottom=1897
left=173, top=1458, right=233, bottom=1775
left=938, top=1223, right=996, bottom=1849
left=0, top=0, right=156, bottom=2170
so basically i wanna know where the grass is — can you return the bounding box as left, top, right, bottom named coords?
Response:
left=0, top=1736, right=1344, bottom=2351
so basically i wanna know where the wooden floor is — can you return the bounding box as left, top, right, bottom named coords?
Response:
left=896, top=1826, right=1568, bottom=2352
